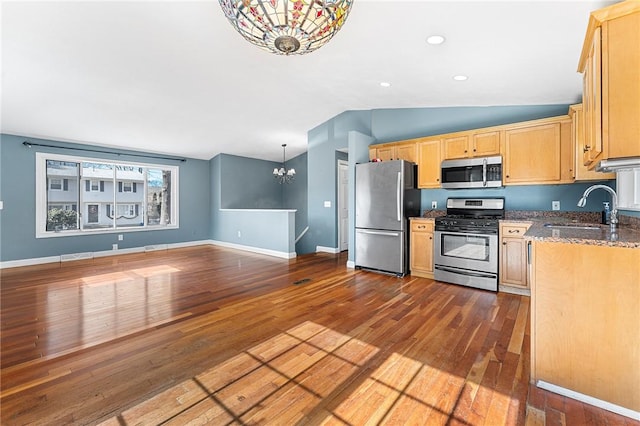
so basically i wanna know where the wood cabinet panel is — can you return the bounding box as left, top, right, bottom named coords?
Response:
left=442, top=130, right=501, bottom=160
left=499, top=222, right=531, bottom=291
left=472, top=131, right=501, bottom=157
left=579, top=4, right=640, bottom=168
left=396, top=143, right=418, bottom=163
left=410, top=219, right=434, bottom=278
left=531, top=242, right=640, bottom=412
left=417, top=138, right=441, bottom=189
left=569, top=104, right=616, bottom=181
left=503, top=122, right=562, bottom=184
left=442, top=136, right=469, bottom=160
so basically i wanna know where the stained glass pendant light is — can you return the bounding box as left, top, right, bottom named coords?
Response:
left=274, top=144, right=296, bottom=184
left=219, top=0, right=353, bottom=55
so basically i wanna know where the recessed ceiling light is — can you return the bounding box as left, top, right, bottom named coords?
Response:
left=380, top=82, right=392, bottom=88
left=453, top=75, right=468, bottom=81
left=426, top=35, right=445, bottom=45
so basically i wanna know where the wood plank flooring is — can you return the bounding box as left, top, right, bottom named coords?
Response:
left=0, top=245, right=636, bottom=425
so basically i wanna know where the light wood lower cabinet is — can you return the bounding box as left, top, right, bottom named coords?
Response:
left=530, top=241, right=640, bottom=413
left=499, top=222, right=532, bottom=294
left=410, top=219, right=434, bottom=278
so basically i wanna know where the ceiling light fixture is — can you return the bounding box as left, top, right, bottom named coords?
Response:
left=380, top=82, right=391, bottom=88
left=273, top=144, right=296, bottom=184
left=426, top=35, right=445, bottom=45
left=453, top=75, right=468, bottom=81
left=218, top=0, right=353, bottom=55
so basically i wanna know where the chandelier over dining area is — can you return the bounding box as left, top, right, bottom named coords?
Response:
left=218, top=0, right=353, bottom=55
left=274, top=144, right=296, bottom=184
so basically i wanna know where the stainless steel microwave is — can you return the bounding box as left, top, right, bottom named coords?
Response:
left=440, top=156, right=503, bottom=189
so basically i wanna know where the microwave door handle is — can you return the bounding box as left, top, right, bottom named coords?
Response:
left=482, top=158, right=488, bottom=187
left=396, top=172, right=402, bottom=221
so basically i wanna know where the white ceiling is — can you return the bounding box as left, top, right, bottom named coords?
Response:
left=1, top=0, right=616, bottom=162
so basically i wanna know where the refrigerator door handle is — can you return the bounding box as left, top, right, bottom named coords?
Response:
left=396, top=171, right=402, bottom=221
left=356, top=229, right=400, bottom=237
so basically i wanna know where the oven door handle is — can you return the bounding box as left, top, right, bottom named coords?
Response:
left=435, top=265, right=496, bottom=279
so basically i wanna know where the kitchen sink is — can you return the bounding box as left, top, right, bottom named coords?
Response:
left=543, top=223, right=602, bottom=230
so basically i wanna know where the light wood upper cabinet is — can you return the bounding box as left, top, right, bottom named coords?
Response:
left=410, top=219, right=434, bottom=279
left=369, top=141, right=417, bottom=163
left=442, top=130, right=501, bottom=160
left=569, top=104, right=616, bottom=181
left=417, top=137, right=442, bottom=188
left=503, top=118, right=564, bottom=185
left=578, top=3, right=640, bottom=168
left=395, top=142, right=418, bottom=163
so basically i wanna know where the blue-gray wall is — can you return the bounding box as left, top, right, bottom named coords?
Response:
left=0, top=134, right=211, bottom=262
left=209, top=152, right=307, bottom=254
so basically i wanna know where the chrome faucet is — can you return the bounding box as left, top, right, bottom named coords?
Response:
left=577, top=184, right=618, bottom=231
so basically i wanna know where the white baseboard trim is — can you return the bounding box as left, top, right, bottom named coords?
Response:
left=536, top=380, right=640, bottom=420
left=346, top=260, right=355, bottom=269
left=0, top=255, right=62, bottom=269
left=209, top=240, right=296, bottom=259
left=0, top=240, right=214, bottom=269
left=316, top=246, right=340, bottom=254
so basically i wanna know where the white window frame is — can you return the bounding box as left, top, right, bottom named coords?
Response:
left=122, top=182, right=133, bottom=193
left=90, top=180, right=100, bottom=192
left=36, top=152, right=179, bottom=238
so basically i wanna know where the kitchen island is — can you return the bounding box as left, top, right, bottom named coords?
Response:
left=525, top=220, right=640, bottom=419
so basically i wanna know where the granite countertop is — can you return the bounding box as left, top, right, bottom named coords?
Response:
left=414, top=209, right=640, bottom=248
left=504, top=212, right=640, bottom=249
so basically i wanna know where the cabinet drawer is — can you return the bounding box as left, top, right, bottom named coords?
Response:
left=501, top=225, right=529, bottom=236
left=411, top=221, right=433, bottom=232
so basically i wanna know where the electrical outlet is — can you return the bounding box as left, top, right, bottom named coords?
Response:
left=431, top=201, right=437, bottom=209
left=118, top=234, right=123, bottom=241
left=552, top=201, right=560, bottom=211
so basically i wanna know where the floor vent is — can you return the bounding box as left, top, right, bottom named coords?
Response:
left=61, top=252, right=93, bottom=262
left=145, top=244, right=168, bottom=252
left=293, top=278, right=311, bottom=286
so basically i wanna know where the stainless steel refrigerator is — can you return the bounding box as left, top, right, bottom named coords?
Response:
left=355, top=160, right=421, bottom=276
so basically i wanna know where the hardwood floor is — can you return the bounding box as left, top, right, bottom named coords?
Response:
left=0, top=246, right=636, bottom=425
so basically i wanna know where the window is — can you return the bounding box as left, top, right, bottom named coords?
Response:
left=49, top=178, right=62, bottom=191
left=36, top=153, right=179, bottom=237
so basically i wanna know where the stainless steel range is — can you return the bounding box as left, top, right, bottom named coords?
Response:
left=434, top=198, right=504, bottom=291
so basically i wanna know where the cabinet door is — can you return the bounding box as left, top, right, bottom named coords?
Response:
left=571, top=104, right=616, bottom=181
left=396, top=143, right=417, bottom=163
left=442, top=136, right=469, bottom=160
left=500, top=237, right=527, bottom=287
left=605, top=12, right=640, bottom=159
left=376, top=146, right=396, bottom=161
left=369, top=147, right=377, bottom=161
left=417, top=138, right=442, bottom=188
left=410, top=221, right=433, bottom=274
left=472, top=131, right=501, bottom=157
left=504, top=123, right=561, bottom=184
left=582, top=27, right=603, bottom=167
left=559, top=118, right=574, bottom=183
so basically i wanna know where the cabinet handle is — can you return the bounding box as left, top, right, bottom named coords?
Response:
left=418, top=225, right=425, bottom=229
left=502, top=242, right=507, bottom=245
left=584, top=146, right=590, bottom=152
left=508, top=229, right=520, bottom=234
left=429, top=237, right=432, bottom=240
left=506, top=175, right=510, bottom=178
left=473, top=149, right=476, bottom=152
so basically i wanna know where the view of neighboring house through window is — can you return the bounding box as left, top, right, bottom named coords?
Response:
left=38, top=153, right=178, bottom=237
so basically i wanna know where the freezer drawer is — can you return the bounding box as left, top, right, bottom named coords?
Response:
left=355, top=228, right=406, bottom=276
